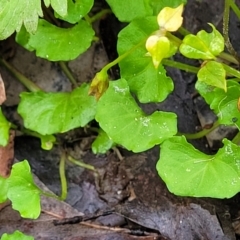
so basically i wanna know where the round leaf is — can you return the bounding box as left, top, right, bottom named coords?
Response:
left=0, top=108, right=11, bottom=146
left=180, top=24, right=224, bottom=60
left=16, top=19, right=94, bottom=61
left=118, top=17, right=174, bottom=103
left=96, top=79, right=177, bottom=152
left=0, top=176, right=8, bottom=203
left=18, top=84, right=97, bottom=135
left=157, top=136, right=240, bottom=198
left=197, top=61, right=226, bottom=91
left=7, top=161, right=41, bottom=219
left=1, top=230, right=34, bottom=240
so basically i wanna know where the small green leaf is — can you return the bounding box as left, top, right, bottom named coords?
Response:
left=18, top=84, right=97, bottom=135
left=7, top=161, right=41, bottom=219
left=180, top=24, right=224, bottom=60
left=16, top=19, right=94, bottom=61
left=55, top=0, right=94, bottom=24
left=157, top=136, right=240, bottom=198
left=196, top=80, right=240, bottom=128
left=1, top=230, right=34, bottom=240
left=0, top=0, right=43, bottom=40
left=0, top=108, right=11, bottom=146
left=96, top=79, right=177, bottom=152
left=44, top=0, right=68, bottom=17
left=0, top=176, right=8, bottom=203
left=197, top=61, right=226, bottom=91
left=106, top=0, right=152, bottom=22
left=118, top=17, right=174, bottom=103
left=92, top=129, right=114, bottom=154
left=39, top=134, right=56, bottom=150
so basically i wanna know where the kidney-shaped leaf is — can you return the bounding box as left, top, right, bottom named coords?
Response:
left=197, top=61, right=226, bottom=91
left=0, top=0, right=42, bottom=40
left=18, top=84, right=97, bottom=135
left=44, top=0, right=68, bottom=17
left=118, top=17, right=174, bottom=103
left=96, top=79, right=177, bottom=152
left=1, top=230, right=34, bottom=240
left=7, top=161, right=41, bottom=219
left=180, top=24, right=224, bottom=60
left=16, top=19, right=94, bottom=61
left=157, top=136, right=240, bottom=198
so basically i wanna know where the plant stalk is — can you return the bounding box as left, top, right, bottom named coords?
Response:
left=68, top=155, right=96, bottom=171
left=59, top=151, right=67, bottom=200
left=162, top=59, right=199, bottom=73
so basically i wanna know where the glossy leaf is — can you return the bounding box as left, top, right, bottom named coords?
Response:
left=55, top=0, right=94, bottom=24
left=0, top=108, right=11, bottom=146
left=92, top=129, right=114, bottom=154
left=96, top=79, right=177, bottom=152
left=118, top=17, right=174, bottom=103
left=1, top=230, right=34, bottom=240
left=0, top=0, right=42, bottom=40
left=197, top=61, right=226, bottom=91
left=157, top=136, right=240, bottom=198
left=18, top=84, right=96, bottom=135
left=44, top=0, right=68, bottom=17
left=16, top=19, right=94, bottom=61
left=106, top=0, right=152, bottom=22
left=180, top=24, right=224, bottom=60
left=7, top=161, right=41, bottom=219
left=157, top=4, right=183, bottom=32
left=0, top=176, right=8, bottom=203
left=196, top=80, right=240, bottom=128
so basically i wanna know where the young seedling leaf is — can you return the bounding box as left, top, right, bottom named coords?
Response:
left=96, top=79, right=177, bottom=152
left=157, top=136, right=240, bottom=198
left=197, top=61, right=226, bottom=91
left=7, top=160, right=41, bottom=219
left=43, top=0, right=68, bottom=17
left=0, top=108, right=11, bottom=146
left=0, top=176, right=8, bottom=203
left=118, top=17, right=174, bottom=103
left=16, top=19, right=94, bottom=61
left=92, top=129, right=115, bottom=154
left=55, top=0, right=94, bottom=24
left=1, top=230, right=34, bottom=240
left=106, top=0, right=152, bottom=22
left=180, top=24, right=224, bottom=60
left=0, top=0, right=43, bottom=40
left=18, top=84, right=97, bottom=135
left=196, top=80, right=240, bottom=128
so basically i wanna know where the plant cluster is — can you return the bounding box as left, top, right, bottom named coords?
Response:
left=1, top=0, right=240, bottom=238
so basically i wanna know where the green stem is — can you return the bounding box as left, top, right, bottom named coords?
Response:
left=223, top=0, right=240, bottom=63
left=218, top=52, right=239, bottom=64
left=232, top=131, right=240, bottom=145
left=68, top=155, right=96, bottom=171
left=59, top=152, right=67, bottom=200
left=101, top=40, right=145, bottom=73
left=0, top=58, right=42, bottom=92
left=180, top=121, right=220, bottom=139
left=222, top=63, right=240, bottom=78
left=84, top=14, right=91, bottom=23
left=89, top=9, right=112, bottom=23
left=178, top=26, right=191, bottom=36
left=162, top=59, right=199, bottom=73
left=166, top=32, right=182, bottom=47
left=229, top=0, right=240, bottom=20
left=58, top=61, right=78, bottom=88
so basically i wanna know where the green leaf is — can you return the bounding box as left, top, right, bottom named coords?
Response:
left=106, top=0, right=152, bottom=22
left=180, top=24, right=224, bottom=60
left=92, top=129, right=114, bottom=154
left=1, top=230, right=34, bottom=240
left=7, top=161, right=41, bottom=219
left=55, top=0, right=94, bottom=24
left=0, top=0, right=43, bottom=40
left=16, top=19, right=94, bottom=61
left=0, top=176, right=8, bottom=203
left=18, top=84, right=97, bottom=135
left=196, top=80, right=240, bottom=128
left=157, top=136, right=240, bottom=198
left=197, top=61, right=226, bottom=91
left=150, top=0, right=187, bottom=15
left=96, top=79, right=177, bottom=152
left=44, top=0, right=68, bottom=17
left=0, top=108, right=10, bottom=146
left=118, top=17, right=174, bottom=103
